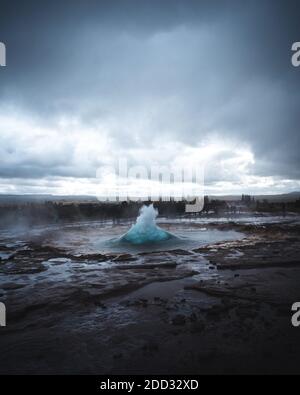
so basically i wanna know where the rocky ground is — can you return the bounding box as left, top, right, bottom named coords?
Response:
left=0, top=217, right=300, bottom=374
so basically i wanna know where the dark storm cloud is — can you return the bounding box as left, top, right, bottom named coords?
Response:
left=0, top=0, right=299, bottom=189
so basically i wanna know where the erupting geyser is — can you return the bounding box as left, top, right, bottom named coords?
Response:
left=121, top=204, right=175, bottom=245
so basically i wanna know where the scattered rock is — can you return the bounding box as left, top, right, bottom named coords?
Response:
left=1, top=283, right=26, bottom=291
left=189, top=312, right=197, bottom=322
left=172, top=314, right=186, bottom=326
left=168, top=249, right=193, bottom=256
left=116, top=262, right=177, bottom=270
left=113, top=254, right=137, bottom=262
left=113, top=353, right=123, bottom=359
left=190, top=321, right=205, bottom=333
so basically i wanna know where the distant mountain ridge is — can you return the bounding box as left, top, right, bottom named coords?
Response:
left=0, top=192, right=299, bottom=204
left=0, top=195, right=98, bottom=203
left=208, top=192, right=300, bottom=202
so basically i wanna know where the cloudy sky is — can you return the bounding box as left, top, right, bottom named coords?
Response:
left=0, top=0, right=299, bottom=196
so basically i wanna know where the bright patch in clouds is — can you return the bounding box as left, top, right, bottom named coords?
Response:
left=0, top=108, right=298, bottom=196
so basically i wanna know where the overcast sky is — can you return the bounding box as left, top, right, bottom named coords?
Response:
left=0, top=0, right=299, bottom=196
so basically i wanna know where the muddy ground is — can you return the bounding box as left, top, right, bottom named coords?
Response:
left=0, top=218, right=300, bottom=374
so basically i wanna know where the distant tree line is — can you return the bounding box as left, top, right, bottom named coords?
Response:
left=0, top=196, right=299, bottom=227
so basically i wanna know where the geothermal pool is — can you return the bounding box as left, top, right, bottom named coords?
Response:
left=110, top=204, right=244, bottom=253
left=50, top=225, right=244, bottom=254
